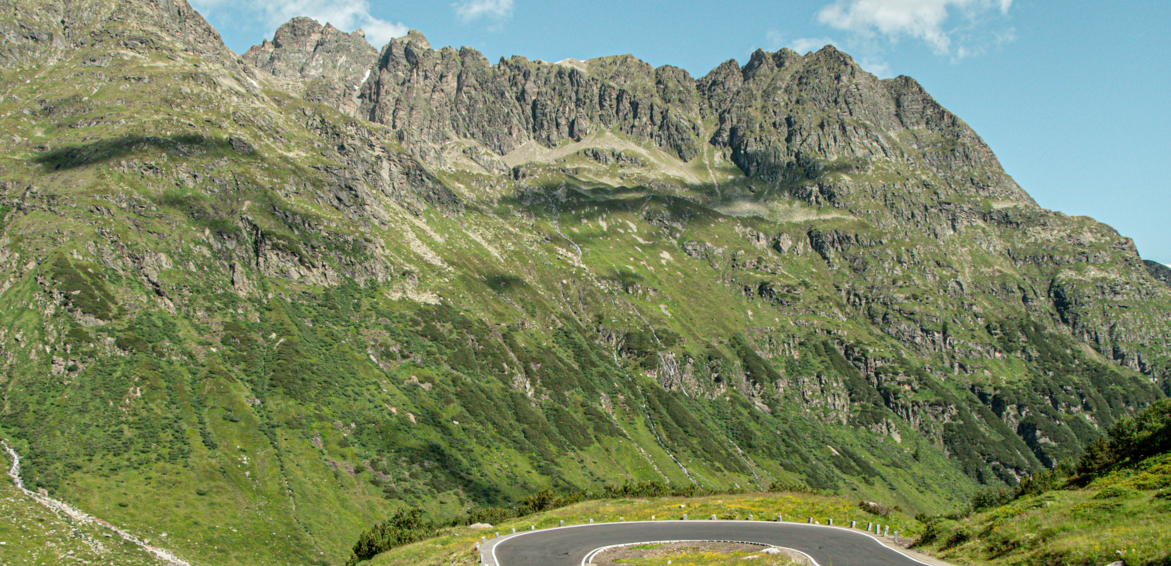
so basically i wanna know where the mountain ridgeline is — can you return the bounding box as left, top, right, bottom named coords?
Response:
left=0, top=1, right=1168, bottom=564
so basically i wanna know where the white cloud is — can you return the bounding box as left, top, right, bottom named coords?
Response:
left=816, top=0, right=1012, bottom=55
left=765, top=30, right=837, bottom=54
left=790, top=37, right=839, bottom=54
left=858, top=57, right=893, bottom=77
left=191, top=0, right=408, bottom=48
left=453, top=0, right=514, bottom=23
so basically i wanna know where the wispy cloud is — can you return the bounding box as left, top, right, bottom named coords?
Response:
left=453, top=0, right=514, bottom=25
left=766, top=30, right=836, bottom=53
left=766, top=31, right=891, bottom=78
left=815, top=0, right=1013, bottom=55
left=190, top=0, right=408, bottom=47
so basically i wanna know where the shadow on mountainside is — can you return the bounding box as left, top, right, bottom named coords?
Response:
left=32, top=134, right=256, bottom=171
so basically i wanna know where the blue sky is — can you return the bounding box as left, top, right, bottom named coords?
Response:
left=192, top=0, right=1171, bottom=265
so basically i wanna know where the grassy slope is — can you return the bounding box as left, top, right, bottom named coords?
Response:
left=0, top=447, right=168, bottom=566
left=917, top=455, right=1171, bottom=566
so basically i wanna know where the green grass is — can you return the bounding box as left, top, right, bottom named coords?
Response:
left=611, top=548, right=796, bottom=566
left=0, top=449, right=168, bottom=565
left=916, top=459, right=1171, bottom=566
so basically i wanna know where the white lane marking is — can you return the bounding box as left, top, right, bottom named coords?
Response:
left=580, top=540, right=820, bottom=566
left=486, top=519, right=939, bottom=566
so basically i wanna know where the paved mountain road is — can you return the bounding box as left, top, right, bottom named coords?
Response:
left=481, top=520, right=944, bottom=566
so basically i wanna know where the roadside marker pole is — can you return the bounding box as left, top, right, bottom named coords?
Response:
left=828, top=519, right=833, bottom=526
left=851, top=520, right=856, bottom=528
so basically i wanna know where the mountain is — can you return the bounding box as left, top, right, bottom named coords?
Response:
left=0, top=0, right=1167, bottom=564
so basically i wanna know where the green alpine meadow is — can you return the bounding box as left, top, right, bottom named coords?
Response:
left=0, top=1, right=1167, bottom=565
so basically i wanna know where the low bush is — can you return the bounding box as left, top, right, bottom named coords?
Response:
left=348, top=508, right=436, bottom=564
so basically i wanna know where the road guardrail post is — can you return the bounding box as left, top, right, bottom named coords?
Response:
left=807, top=517, right=813, bottom=524
left=683, top=513, right=687, bottom=520
left=884, top=526, right=889, bottom=537
left=511, top=528, right=516, bottom=534
left=559, top=520, right=564, bottom=526
left=828, top=519, right=833, bottom=526
left=749, top=514, right=754, bottom=520
left=867, top=522, right=872, bottom=532
left=588, top=518, right=593, bottom=524
left=894, top=532, right=899, bottom=543
left=776, top=514, right=782, bottom=522
left=851, top=520, right=856, bottom=528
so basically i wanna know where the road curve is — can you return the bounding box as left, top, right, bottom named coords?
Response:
left=480, top=520, right=932, bottom=566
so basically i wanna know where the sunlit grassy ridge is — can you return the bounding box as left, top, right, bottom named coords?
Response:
left=915, top=400, right=1171, bottom=566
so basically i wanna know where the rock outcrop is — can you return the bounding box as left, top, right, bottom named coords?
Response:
left=243, top=17, right=379, bottom=115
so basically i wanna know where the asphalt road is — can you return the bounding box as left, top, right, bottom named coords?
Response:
left=481, top=520, right=931, bottom=566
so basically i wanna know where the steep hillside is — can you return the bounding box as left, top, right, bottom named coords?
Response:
left=916, top=399, right=1171, bottom=566
left=0, top=1, right=1167, bottom=564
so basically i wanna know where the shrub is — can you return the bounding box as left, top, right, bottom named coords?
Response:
left=348, top=507, right=436, bottom=563
left=970, top=485, right=1013, bottom=511
left=466, top=507, right=515, bottom=525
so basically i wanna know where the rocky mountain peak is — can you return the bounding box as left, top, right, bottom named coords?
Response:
left=243, top=16, right=379, bottom=115
left=404, top=29, right=430, bottom=49
left=0, top=0, right=238, bottom=69
left=245, top=17, right=376, bottom=81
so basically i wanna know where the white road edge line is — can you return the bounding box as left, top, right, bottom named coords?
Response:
left=579, top=540, right=820, bottom=566
left=485, top=519, right=937, bottom=566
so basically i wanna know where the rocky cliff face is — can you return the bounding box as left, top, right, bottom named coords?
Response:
left=243, top=17, right=378, bottom=115
left=0, top=0, right=238, bottom=69
left=352, top=38, right=1030, bottom=209
left=0, top=3, right=1168, bottom=565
